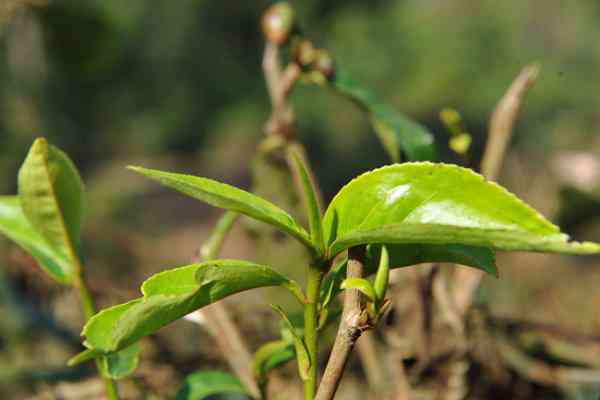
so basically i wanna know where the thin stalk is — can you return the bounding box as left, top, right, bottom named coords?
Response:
left=192, top=211, right=261, bottom=398
left=304, top=265, right=324, bottom=400
left=74, top=274, right=120, bottom=400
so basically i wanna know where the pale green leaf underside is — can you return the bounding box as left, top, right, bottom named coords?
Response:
left=176, top=371, right=249, bottom=400
left=17, top=138, right=84, bottom=269
left=322, top=243, right=497, bottom=308
left=83, top=260, right=301, bottom=353
left=0, top=196, right=72, bottom=283
left=97, top=343, right=141, bottom=380
left=252, top=340, right=295, bottom=383
left=324, top=163, right=600, bottom=257
left=128, top=166, right=314, bottom=251
left=366, top=243, right=498, bottom=276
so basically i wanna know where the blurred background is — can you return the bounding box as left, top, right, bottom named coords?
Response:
left=0, top=0, right=599, bottom=399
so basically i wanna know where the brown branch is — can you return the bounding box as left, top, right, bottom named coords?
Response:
left=316, top=246, right=369, bottom=400
left=262, top=42, right=301, bottom=139
left=453, top=64, right=539, bottom=316
left=481, top=63, right=540, bottom=181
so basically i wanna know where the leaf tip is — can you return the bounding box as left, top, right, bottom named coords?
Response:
left=126, top=165, right=144, bottom=173
left=67, top=348, right=100, bottom=367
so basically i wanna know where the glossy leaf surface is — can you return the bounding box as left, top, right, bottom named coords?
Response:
left=18, top=138, right=84, bottom=269
left=175, top=371, right=250, bottom=400
left=323, top=163, right=600, bottom=257
left=129, top=166, right=314, bottom=251
left=0, top=196, right=72, bottom=283
left=332, top=68, right=436, bottom=162
left=83, top=260, right=302, bottom=353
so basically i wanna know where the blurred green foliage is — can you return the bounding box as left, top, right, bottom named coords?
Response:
left=1, top=0, right=600, bottom=195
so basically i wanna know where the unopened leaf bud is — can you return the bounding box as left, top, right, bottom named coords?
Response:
left=313, top=49, right=335, bottom=79
left=294, top=40, right=316, bottom=67
left=262, top=2, right=294, bottom=45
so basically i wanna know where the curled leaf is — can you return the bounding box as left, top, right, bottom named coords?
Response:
left=18, top=138, right=84, bottom=272
left=340, top=278, right=376, bottom=302
left=83, top=260, right=302, bottom=353
left=0, top=196, right=72, bottom=283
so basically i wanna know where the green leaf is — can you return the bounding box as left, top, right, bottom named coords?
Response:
left=175, top=371, right=250, bottom=400
left=320, top=258, right=347, bottom=309
left=67, top=348, right=101, bottom=367
left=82, top=260, right=303, bottom=353
left=322, top=244, right=497, bottom=309
left=323, top=163, right=600, bottom=258
left=252, top=340, right=295, bottom=384
left=270, top=304, right=311, bottom=381
left=0, top=196, right=72, bottom=283
left=97, top=343, right=141, bottom=380
left=373, top=245, right=389, bottom=303
left=340, top=278, right=376, bottom=302
left=69, top=344, right=141, bottom=380
left=18, top=138, right=84, bottom=270
left=287, top=148, right=325, bottom=256
left=128, top=166, right=314, bottom=252
left=331, top=68, right=436, bottom=162
left=365, top=243, right=498, bottom=277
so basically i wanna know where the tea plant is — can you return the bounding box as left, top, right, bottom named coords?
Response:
left=1, top=3, right=599, bottom=400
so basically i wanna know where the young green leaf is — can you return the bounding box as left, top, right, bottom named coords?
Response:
left=128, top=166, right=315, bottom=252
left=175, top=371, right=250, bottom=400
left=331, top=68, right=436, bottom=162
left=323, top=163, right=600, bottom=257
left=270, top=304, right=311, bottom=381
left=0, top=196, right=73, bottom=283
left=67, top=348, right=101, bottom=367
left=340, top=278, right=376, bottom=302
left=82, top=260, right=303, bottom=353
left=97, top=343, right=141, bottom=380
left=287, top=147, right=324, bottom=256
left=320, top=244, right=497, bottom=309
left=320, top=258, right=347, bottom=309
left=252, top=340, right=295, bottom=385
left=18, top=138, right=84, bottom=270
left=373, top=245, right=389, bottom=304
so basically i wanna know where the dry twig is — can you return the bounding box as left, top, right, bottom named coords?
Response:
left=453, top=64, right=539, bottom=315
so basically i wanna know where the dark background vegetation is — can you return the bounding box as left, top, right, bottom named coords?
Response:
left=0, top=1, right=599, bottom=398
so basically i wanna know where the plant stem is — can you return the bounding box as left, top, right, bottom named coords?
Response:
left=74, top=274, right=120, bottom=400
left=316, top=246, right=367, bottom=400
left=304, top=265, right=323, bottom=400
